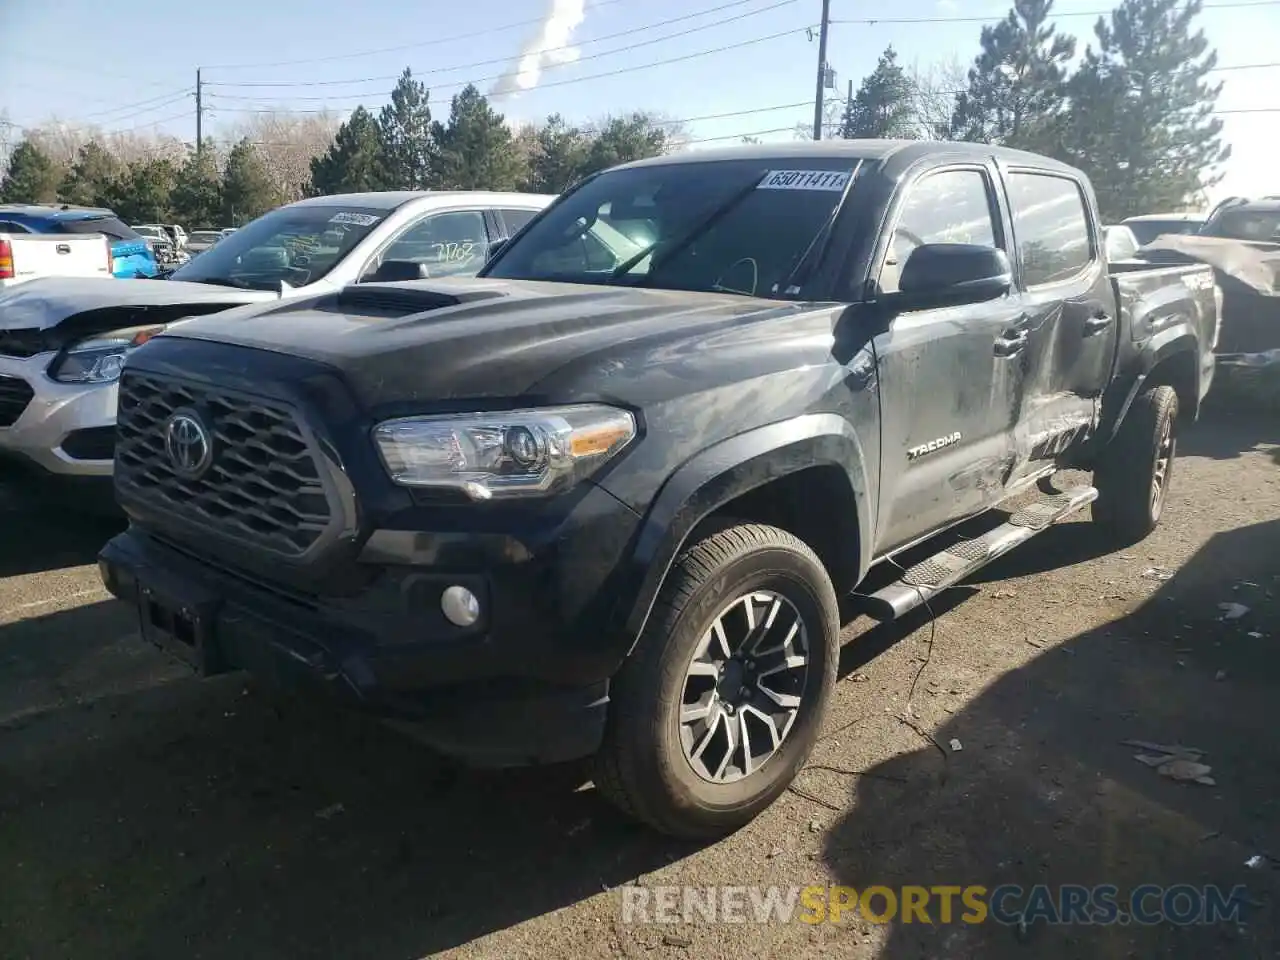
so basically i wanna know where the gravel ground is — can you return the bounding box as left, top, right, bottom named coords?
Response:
left=1, top=408, right=1277, bottom=960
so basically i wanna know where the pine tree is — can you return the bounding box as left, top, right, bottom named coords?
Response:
left=108, top=158, right=177, bottom=223
left=0, top=139, right=62, bottom=204
left=430, top=85, right=525, bottom=190
left=579, top=112, right=669, bottom=178
left=59, top=140, right=122, bottom=208
left=170, top=144, right=223, bottom=227
left=949, top=0, right=1076, bottom=154
left=378, top=68, right=434, bottom=190
left=1066, top=0, right=1229, bottom=218
left=309, top=107, right=388, bottom=195
left=838, top=47, right=921, bottom=140
left=221, top=139, right=280, bottom=226
left=523, top=114, right=591, bottom=193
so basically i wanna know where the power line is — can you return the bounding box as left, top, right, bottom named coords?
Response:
left=200, top=0, right=632, bottom=69
left=206, top=25, right=808, bottom=112
left=205, top=0, right=803, bottom=91
left=829, top=0, right=1280, bottom=24
left=81, top=90, right=194, bottom=123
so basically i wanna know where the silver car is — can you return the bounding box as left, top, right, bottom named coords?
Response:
left=0, top=190, right=554, bottom=509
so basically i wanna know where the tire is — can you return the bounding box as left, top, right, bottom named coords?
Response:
left=1092, top=384, right=1179, bottom=544
left=594, top=522, right=840, bottom=839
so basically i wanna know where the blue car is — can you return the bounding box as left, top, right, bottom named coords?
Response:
left=0, top=204, right=160, bottom=278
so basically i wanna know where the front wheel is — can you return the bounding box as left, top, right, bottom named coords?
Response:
left=1092, top=384, right=1179, bottom=544
left=593, top=523, right=840, bottom=839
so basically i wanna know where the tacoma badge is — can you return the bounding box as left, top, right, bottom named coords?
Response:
left=907, top=432, right=962, bottom=461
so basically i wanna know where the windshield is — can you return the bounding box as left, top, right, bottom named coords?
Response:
left=1202, top=209, right=1280, bottom=242
left=483, top=159, right=862, bottom=298
left=134, top=225, right=166, bottom=240
left=189, top=231, right=221, bottom=244
left=169, top=204, right=386, bottom=289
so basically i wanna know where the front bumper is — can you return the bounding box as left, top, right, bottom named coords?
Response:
left=98, top=481, right=642, bottom=766
left=0, top=351, right=118, bottom=477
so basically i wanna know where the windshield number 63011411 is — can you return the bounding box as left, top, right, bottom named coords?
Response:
left=432, top=241, right=476, bottom=263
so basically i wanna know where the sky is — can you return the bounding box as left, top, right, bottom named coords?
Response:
left=1, top=0, right=1277, bottom=206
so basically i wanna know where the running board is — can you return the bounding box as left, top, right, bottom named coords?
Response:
left=860, top=484, right=1098, bottom=622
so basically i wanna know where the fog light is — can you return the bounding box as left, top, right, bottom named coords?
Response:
left=441, top=585, right=480, bottom=627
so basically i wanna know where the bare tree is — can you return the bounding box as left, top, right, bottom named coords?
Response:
left=908, top=57, right=967, bottom=140
left=223, top=110, right=342, bottom=201
left=792, top=98, right=843, bottom=141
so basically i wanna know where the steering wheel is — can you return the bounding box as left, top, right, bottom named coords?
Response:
left=894, top=227, right=926, bottom=253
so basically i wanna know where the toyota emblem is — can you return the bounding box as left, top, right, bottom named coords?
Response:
left=164, top=410, right=213, bottom=478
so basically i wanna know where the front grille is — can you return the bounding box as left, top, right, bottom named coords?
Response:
left=0, top=375, right=34, bottom=427
left=115, top=372, right=334, bottom=557
left=0, top=329, right=52, bottom=358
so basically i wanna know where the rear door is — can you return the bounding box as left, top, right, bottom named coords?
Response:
left=870, top=162, right=1029, bottom=554
left=359, top=208, right=496, bottom=279
left=1000, top=168, right=1117, bottom=476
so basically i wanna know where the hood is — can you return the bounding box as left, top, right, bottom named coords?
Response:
left=158, top=278, right=808, bottom=408
left=0, top=276, right=280, bottom=331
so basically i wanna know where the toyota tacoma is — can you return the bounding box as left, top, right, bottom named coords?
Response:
left=98, top=141, right=1218, bottom=838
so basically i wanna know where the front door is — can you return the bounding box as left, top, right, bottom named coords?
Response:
left=869, top=164, right=1029, bottom=556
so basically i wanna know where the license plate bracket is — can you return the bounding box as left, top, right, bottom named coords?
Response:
left=136, top=577, right=223, bottom=676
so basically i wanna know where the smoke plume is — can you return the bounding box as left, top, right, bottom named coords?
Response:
left=489, top=0, right=587, bottom=99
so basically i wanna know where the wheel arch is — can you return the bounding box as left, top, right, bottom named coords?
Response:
left=614, top=413, right=873, bottom=657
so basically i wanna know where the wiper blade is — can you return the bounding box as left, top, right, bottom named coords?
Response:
left=774, top=160, right=862, bottom=297
left=609, top=170, right=768, bottom=281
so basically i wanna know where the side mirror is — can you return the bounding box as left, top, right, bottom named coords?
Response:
left=486, top=238, right=508, bottom=260
left=364, top=259, right=431, bottom=283
left=896, top=243, right=1012, bottom=308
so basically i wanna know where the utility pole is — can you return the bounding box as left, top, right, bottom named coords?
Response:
left=811, top=0, right=832, bottom=140
left=195, top=68, right=204, bottom=157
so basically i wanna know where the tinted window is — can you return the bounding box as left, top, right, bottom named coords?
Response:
left=501, top=208, right=539, bottom=234
left=879, top=169, right=997, bottom=294
left=53, top=216, right=139, bottom=242
left=1007, top=173, right=1092, bottom=286
left=170, top=204, right=386, bottom=290
left=378, top=210, right=491, bottom=278
left=0, top=220, right=31, bottom=234
left=1203, top=209, right=1280, bottom=242
left=485, top=159, right=865, bottom=298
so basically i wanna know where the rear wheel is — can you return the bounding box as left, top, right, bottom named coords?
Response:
left=1092, top=384, right=1178, bottom=544
left=594, top=523, right=840, bottom=839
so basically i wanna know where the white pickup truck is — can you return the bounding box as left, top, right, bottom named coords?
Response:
left=0, top=230, right=114, bottom=289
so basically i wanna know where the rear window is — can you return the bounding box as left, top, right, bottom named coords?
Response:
left=1203, top=209, right=1280, bottom=242
left=1006, top=173, right=1093, bottom=286
left=53, top=216, right=139, bottom=242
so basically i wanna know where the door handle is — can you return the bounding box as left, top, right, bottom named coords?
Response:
left=993, top=330, right=1028, bottom=357
left=1083, top=312, right=1113, bottom=336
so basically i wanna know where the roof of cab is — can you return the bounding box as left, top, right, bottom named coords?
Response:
left=286, top=190, right=556, bottom=211
left=611, top=139, right=1085, bottom=177
left=0, top=203, right=119, bottom=222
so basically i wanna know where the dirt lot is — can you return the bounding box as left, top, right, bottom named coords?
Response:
left=1, top=409, right=1278, bottom=960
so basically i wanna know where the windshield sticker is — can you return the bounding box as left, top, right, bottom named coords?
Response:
left=328, top=212, right=382, bottom=226
left=757, top=170, right=851, bottom=192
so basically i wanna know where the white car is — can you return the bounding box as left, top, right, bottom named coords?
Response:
left=0, top=190, right=554, bottom=509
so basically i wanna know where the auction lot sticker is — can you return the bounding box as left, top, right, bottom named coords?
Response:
left=758, top=170, right=851, bottom=191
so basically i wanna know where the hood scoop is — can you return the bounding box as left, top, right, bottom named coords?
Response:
left=332, top=282, right=510, bottom=317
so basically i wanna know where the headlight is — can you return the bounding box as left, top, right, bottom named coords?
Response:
left=50, top=325, right=166, bottom=384
left=373, top=405, right=637, bottom=500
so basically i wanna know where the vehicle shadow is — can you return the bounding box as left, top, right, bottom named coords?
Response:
left=1182, top=397, right=1279, bottom=462
left=0, top=485, right=125, bottom=577
left=820, top=518, right=1280, bottom=957
left=0, top=599, right=698, bottom=960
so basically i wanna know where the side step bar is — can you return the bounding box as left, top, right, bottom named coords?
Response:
left=860, top=484, right=1098, bottom=622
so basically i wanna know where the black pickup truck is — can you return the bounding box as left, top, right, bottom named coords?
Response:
left=98, top=141, right=1218, bottom=838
